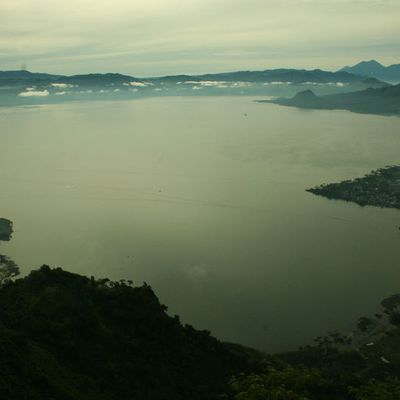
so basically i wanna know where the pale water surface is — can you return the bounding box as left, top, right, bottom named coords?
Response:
left=1, top=96, right=399, bottom=352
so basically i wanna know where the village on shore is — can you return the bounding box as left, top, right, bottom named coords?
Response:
left=307, top=165, right=400, bottom=210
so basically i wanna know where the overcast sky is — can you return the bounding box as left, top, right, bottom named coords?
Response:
left=1, top=0, right=399, bottom=76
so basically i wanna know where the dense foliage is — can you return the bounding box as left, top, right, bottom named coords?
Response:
left=349, top=377, right=400, bottom=400
left=228, top=368, right=400, bottom=400
left=228, top=365, right=332, bottom=400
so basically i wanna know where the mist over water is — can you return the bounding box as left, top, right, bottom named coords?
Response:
left=1, top=96, right=400, bottom=352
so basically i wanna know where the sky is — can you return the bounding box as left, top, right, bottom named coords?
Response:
left=1, top=0, right=400, bottom=76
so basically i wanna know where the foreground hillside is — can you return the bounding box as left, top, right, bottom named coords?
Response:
left=0, top=266, right=249, bottom=400
left=1, top=266, right=400, bottom=399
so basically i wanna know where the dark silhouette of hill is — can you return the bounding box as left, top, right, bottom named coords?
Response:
left=0, top=71, right=139, bottom=88
left=63, top=73, right=140, bottom=86
left=0, top=70, right=62, bottom=81
left=0, top=70, right=62, bottom=87
left=0, top=266, right=249, bottom=400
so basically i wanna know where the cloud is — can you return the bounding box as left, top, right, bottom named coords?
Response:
left=183, top=80, right=226, bottom=86
left=263, top=81, right=292, bottom=85
left=184, top=80, right=251, bottom=89
left=50, top=83, right=75, bottom=88
left=18, top=89, right=49, bottom=97
left=128, top=81, right=151, bottom=87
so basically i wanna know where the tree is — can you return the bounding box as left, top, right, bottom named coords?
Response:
left=0, top=254, right=19, bottom=285
left=229, top=365, right=331, bottom=400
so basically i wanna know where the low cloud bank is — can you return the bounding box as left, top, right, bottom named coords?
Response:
left=18, top=90, right=49, bottom=97
left=50, top=83, right=76, bottom=88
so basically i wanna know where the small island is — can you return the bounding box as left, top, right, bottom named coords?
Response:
left=0, top=218, right=13, bottom=241
left=307, top=165, right=400, bottom=209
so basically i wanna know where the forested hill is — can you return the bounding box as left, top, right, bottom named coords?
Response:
left=0, top=266, right=249, bottom=400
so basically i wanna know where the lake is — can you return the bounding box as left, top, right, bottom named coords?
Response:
left=1, top=96, right=399, bottom=352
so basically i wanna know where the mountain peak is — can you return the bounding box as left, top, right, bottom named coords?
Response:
left=341, top=59, right=400, bottom=82
left=353, top=60, right=384, bottom=70
left=293, top=90, right=317, bottom=100
left=358, top=59, right=383, bottom=66
left=340, top=59, right=389, bottom=79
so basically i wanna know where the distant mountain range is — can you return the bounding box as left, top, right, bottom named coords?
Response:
left=262, top=83, right=400, bottom=116
left=341, top=60, right=400, bottom=83
left=0, top=67, right=388, bottom=88
left=2, top=64, right=397, bottom=89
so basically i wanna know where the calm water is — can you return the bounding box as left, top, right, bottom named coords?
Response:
left=1, top=96, right=400, bottom=352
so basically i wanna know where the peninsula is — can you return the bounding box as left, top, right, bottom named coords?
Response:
left=260, top=83, right=400, bottom=116
left=307, top=165, right=400, bottom=209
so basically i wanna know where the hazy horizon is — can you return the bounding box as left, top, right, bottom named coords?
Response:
left=1, top=0, right=400, bottom=76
